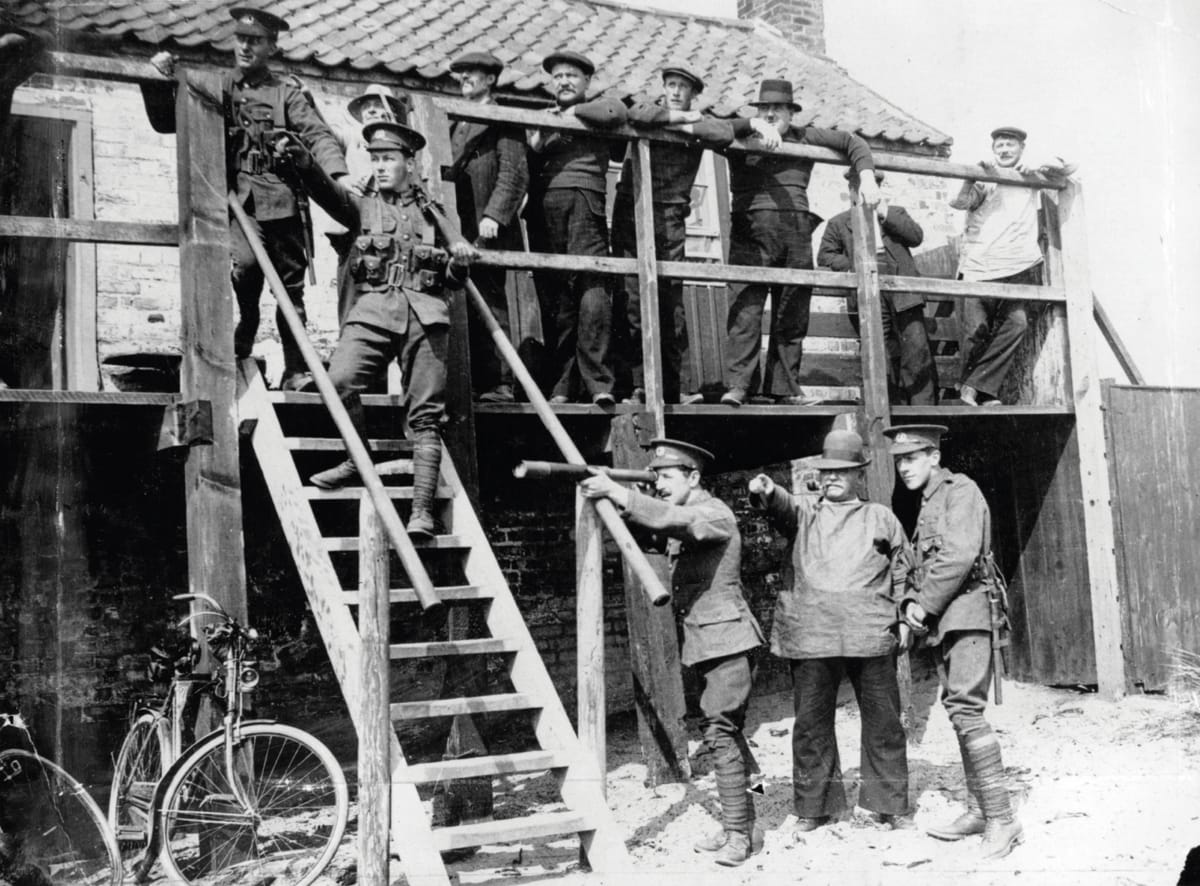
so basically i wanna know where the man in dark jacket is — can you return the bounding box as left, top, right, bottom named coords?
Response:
left=612, top=63, right=733, bottom=406
left=720, top=79, right=878, bottom=407
left=447, top=50, right=529, bottom=403
left=818, top=170, right=938, bottom=405
left=887, top=423, right=1023, bottom=859
left=580, top=439, right=764, bottom=866
left=145, top=6, right=348, bottom=390
left=527, top=50, right=627, bottom=405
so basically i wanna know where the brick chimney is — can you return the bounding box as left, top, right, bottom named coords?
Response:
left=737, top=0, right=826, bottom=55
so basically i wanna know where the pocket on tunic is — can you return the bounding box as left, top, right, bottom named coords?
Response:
left=687, top=597, right=744, bottom=626
left=920, top=534, right=942, bottom=554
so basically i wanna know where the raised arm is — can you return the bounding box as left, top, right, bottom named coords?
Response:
left=283, top=85, right=347, bottom=180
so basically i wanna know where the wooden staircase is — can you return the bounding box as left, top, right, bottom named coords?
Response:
left=235, top=361, right=631, bottom=884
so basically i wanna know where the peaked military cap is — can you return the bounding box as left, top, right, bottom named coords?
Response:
left=230, top=5, right=289, bottom=37
left=647, top=438, right=715, bottom=473
left=883, top=424, right=948, bottom=456
left=661, top=62, right=704, bottom=93
left=990, top=125, right=1027, bottom=142
left=348, top=84, right=411, bottom=123
left=363, top=119, right=426, bottom=153
left=542, top=50, right=595, bottom=76
left=749, top=78, right=801, bottom=111
left=809, top=429, right=870, bottom=469
left=450, top=51, right=504, bottom=75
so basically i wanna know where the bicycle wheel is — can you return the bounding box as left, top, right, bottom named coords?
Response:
left=0, top=749, right=122, bottom=886
left=107, top=711, right=169, bottom=860
left=157, top=723, right=348, bottom=886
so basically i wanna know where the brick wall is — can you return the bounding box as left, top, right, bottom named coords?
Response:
left=737, top=0, right=827, bottom=55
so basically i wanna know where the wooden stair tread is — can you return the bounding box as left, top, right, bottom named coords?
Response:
left=285, top=437, right=412, bottom=452
left=429, top=811, right=593, bottom=852
left=390, top=638, right=521, bottom=659
left=303, top=485, right=453, bottom=500
left=268, top=391, right=406, bottom=407
left=399, top=750, right=568, bottom=783
left=391, top=692, right=540, bottom=719
left=325, top=534, right=467, bottom=551
left=344, top=584, right=494, bottom=604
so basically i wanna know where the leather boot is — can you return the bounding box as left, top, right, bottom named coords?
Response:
left=693, top=829, right=726, bottom=853
left=714, top=831, right=751, bottom=867
left=927, top=734, right=986, bottom=841
left=968, top=732, right=1023, bottom=859
left=409, top=431, right=441, bottom=540
left=310, top=459, right=358, bottom=490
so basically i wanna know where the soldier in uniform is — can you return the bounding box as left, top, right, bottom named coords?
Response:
left=446, top=50, right=529, bottom=403
left=527, top=50, right=627, bottom=405
left=720, top=79, right=879, bottom=407
left=748, top=430, right=911, bottom=832
left=612, top=62, right=733, bottom=406
left=289, top=120, right=475, bottom=538
left=579, top=440, right=764, bottom=866
left=885, top=423, right=1023, bottom=858
left=144, top=5, right=348, bottom=390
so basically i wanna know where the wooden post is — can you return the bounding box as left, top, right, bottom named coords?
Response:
left=175, top=71, right=247, bottom=632
left=610, top=415, right=689, bottom=784
left=575, top=490, right=606, bottom=794
left=631, top=137, right=666, bottom=437
left=358, top=496, right=391, bottom=886
left=848, top=197, right=894, bottom=503
left=1056, top=180, right=1126, bottom=698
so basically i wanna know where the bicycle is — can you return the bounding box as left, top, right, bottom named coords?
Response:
left=110, top=593, right=349, bottom=885
left=0, top=712, right=122, bottom=885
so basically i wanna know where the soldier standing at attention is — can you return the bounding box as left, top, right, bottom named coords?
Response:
left=145, top=5, right=348, bottom=390
left=527, top=50, right=627, bottom=406
left=290, top=119, right=475, bottom=538
left=885, top=423, right=1023, bottom=858
left=447, top=50, right=529, bottom=404
left=579, top=440, right=764, bottom=867
left=612, top=62, right=733, bottom=407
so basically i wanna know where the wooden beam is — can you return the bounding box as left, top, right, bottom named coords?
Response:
left=357, top=497, right=391, bottom=886
left=576, top=491, right=606, bottom=797
left=64, top=113, right=99, bottom=390
left=1056, top=180, right=1125, bottom=698
left=0, top=215, right=177, bottom=245
left=1093, top=294, right=1146, bottom=385
left=45, top=50, right=168, bottom=85
left=631, top=137, right=666, bottom=437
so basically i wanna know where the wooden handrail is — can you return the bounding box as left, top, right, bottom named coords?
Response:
left=1093, top=293, right=1145, bottom=385
left=227, top=193, right=443, bottom=614
left=0, top=216, right=177, bottom=246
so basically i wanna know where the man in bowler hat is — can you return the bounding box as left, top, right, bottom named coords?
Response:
left=580, top=439, right=764, bottom=866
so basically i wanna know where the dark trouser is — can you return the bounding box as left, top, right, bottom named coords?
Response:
left=725, top=210, right=815, bottom=396
left=230, top=213, right=309, bottom=365
left=465, top=223, right=517, bottom=395
left=848, top=259, right=938, bottom=405
left=539, top=188, right=613, bottom=398
left=695, top=653, right=756, bottom=834
left=327, top=313, right=448, bottom=441
left=788, top=655, right=909, bottom=817
left=611, top=198, right=692, bottom=400
left=960, top=262, right=1043, bottom=400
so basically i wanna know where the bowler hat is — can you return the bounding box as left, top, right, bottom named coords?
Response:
left=809, top=429, right=870, bottom=470
left=749, top=78, right=801, bottom=111
left=542, top=50, right=595, bottom=76
left=883, top=424, right=948, bottom=456
left=450, top=51, right=504, bottom=75
left=990, top=125, right=1027, bottom=142
left=230, top=5, right=289, bottom=36
left=347, top=84, right=411, bottom=124
left=661, top=62, right=704, bottom=93
left=647, top=438, right=715, bottom=473
left=363, top=119, right=426, bottom=153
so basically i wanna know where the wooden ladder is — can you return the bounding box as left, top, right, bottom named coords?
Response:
left=236, top=361, right=631, bottom=885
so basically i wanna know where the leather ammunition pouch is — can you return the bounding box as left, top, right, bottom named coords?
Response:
left=350, top=237, right=449, bottom=294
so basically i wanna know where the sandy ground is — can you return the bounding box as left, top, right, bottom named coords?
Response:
left=142, top=673, right=1200, bottom=886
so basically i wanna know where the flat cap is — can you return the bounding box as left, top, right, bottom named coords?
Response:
left=450, top=51, right=504, bottom=74
left=363, top=119, right=426, bottom=153
left=347, top=84, right=411, bottom=123
left=647, top=438, right=714, bottom=473
left=230, top=5, right=289, bottom=36
left=809, top=429, right=870, bottom=469
left=661, top=62, right=704, bottom=93
left=883, top=424, right=948, bottom=456
left=542, top=50, right=595, bottom=76
left=990, top=125, right=1027, bottom=142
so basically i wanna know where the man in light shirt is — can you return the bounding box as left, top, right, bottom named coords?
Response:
left=951, top=126, right=1075, bottom=406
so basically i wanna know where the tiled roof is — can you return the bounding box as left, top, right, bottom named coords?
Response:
left=9, top=0, right=952, bottom=153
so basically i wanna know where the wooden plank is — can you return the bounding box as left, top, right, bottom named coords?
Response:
left=391, top=692, right=541, bottom=720
left=430, top=811, right=592, bottom=852
left=46, top=51, right=169, bottom=85
left=806, top=311, right=959, bottom=341
left=576, top=491, right=606, bottom=798
left=268, top=390, right=407, bottom=406
left=399, top=750, right=568, bottom=783
left=1056, top=180, right=1125, bottom=698
left=342, top=585, right=493, bottom=605
left=325, top=533, right=466, bottom=551
left=0, top=215, right=178, bottom=245
left=631, top=137, right=666, bottom=436
left=0, top=389, right=179, bottom=405
left=286, top=437, right=413, bottom=452
left=303, top=485, right=453, bottom=500
left=389, top=638, right=522, bottom=659
left=1093, top=295, right=1146, bottom=385
left=64, top=114, right=99, bottom=391
left=357, top=497, right=391, bottom=886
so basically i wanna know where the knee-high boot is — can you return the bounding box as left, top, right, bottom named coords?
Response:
left=409, top=430, right=441, bottom=539
left=927, top=732, right=985, bottom=840
left=967, top=731, right=1023, bottom=859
